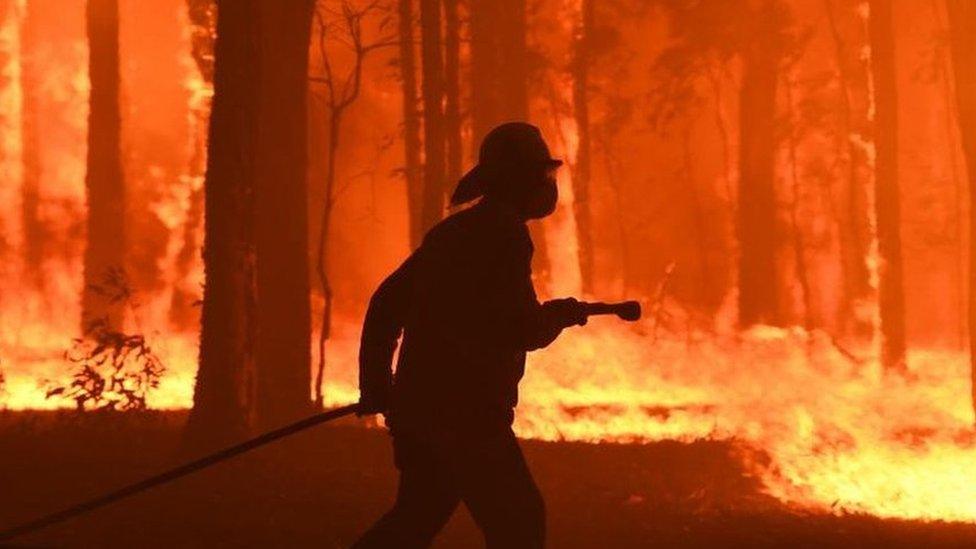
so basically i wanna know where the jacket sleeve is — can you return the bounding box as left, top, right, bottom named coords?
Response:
left=498, top=232, right=565, bottom=352
left=358, top=253, right=417, bottom=412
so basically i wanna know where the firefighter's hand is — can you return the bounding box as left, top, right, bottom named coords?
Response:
left=542, top=297, right=588, bottom=329
left=357, top=393, right=388, bottom=416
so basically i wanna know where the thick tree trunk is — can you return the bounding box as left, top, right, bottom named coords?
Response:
left=419, top=0, right=445, bottom=233
left=186, top=0, right=314, bottom=448
left=252, top=1, right=314, bottom=429
left=945, top=0, right=976, bottom=417
left=868, top=0, right=906, bottom=372
left=737, top=1, right=784, bottom=327
left=82, top=0, right=126, bottom=333
left=469, top=0, right=550, bottom=286
left=185, top=0, right=258, bottom=448
left=470, top=0, right=529, bottom=147
left=399, top=0, right=424, bottom=249
left=572, top=0, right=595, bottom=295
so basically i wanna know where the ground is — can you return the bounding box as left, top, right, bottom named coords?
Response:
left=1, top=411, right=975, bottom=548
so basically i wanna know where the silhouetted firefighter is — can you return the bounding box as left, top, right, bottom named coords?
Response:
left=355, top=122, right=586, bottom=548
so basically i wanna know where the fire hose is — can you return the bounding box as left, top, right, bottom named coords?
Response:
left=0, top=404, right=360, bottom=542
left=0, top=300, right=640, bottom=542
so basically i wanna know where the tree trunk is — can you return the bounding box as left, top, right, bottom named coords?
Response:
left=0, top=0, right=21, bottom=278
left=252, top=1, right=314, bottom=429
left=443, top=0, right=462, bottom=188
left=469, top=0, right=498, bottom=149
left=469, top=0, right=550, bottom=286
left=82, top=0, right=126, bottom=333
left=737, top=1, right=784, bottom=327
left=824, top=0, right=873, bottom=340
left=572, top=0, right=595, bottom=295
left=186, top=0, right=314, bottom=449
left=419, top=0, right=445, bottom=233
left=784, top=75, right=816, bottom=332
left=399, top=0, right=424, bottom=249
left=495, top=0, right=528, bottom=122
left=945, top=0, right=976, bottom=417
left=869, top=0, right=906, bottom=372
left=185, top=0, right=258, bottom=448
left=19, top=0, right=44, bottom=281
left=170, top=0, right=215, bottom=329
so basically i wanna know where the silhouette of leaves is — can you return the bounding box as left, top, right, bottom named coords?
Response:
left=47, top=270, right=166, bottom=411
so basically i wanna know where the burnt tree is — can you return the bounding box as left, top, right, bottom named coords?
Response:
left=19, top=0, right=44, bottom=282
left=823, top=0, right=874, bottom=339
left=185, top=0, right=257, bottom=447
left=571, top=0, right=595, bottom=295
left=443, top=0, right=462, bottom=187
left=170, top=0, right=216, bottom=329
left=469, top=0, right=551, bottom=285
left=82, top=0, right=126, bottom=333
left=945, top=0, right=976, bottom=415
left=419, top=0, right=446, bottom=233
left=309, top=1, right=395, bottom=406
left=868, top=0, right=906, bottom=372
left=186, top=0, right=314, bottom=448
left=469, top=0, right=529, bottom=143
left=252, top=0, right=315, bottom=429
left=398, top=0, right=424, bottom=249
left=737, top=0, right=787, bottom=327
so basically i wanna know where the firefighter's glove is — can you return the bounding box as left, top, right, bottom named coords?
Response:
left=542, top=297, right=588, bottom=329
left=357, top=391, right=389, bottom=417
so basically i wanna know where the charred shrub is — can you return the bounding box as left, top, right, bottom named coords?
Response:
left=46, top=268, right=166, bottom=411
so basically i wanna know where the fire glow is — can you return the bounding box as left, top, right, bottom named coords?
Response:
left=1, top=0, right=976, bottom=529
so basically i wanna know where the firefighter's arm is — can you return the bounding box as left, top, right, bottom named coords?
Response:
left=358, top=253, right=417, bottom=416
left=503, top=236, right=587, bottom=351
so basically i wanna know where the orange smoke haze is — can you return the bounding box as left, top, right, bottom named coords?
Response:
left=1, top=0, right=975, bottom=526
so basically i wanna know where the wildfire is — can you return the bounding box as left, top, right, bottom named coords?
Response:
left=1, top=0, right=976, bottom=531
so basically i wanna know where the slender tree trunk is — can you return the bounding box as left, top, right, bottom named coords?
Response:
left=186, top=0, right=314, bottom=448
left=737, top=1, right=784, bottom=327
left=784, top=75, right=816, bottom=332
left=469, top=0, right=497, bottom=149
left=419, top=0, right=445, bottom=233
left=19, top=0, right=43, bottom=281
left=824, top=0, right=873, bottom=339
left=572, top=0, right=595, bottom=295
left=313, top=114, right=340, bottom=407
left=443, top=0, right=462, bottom=188
left=945, top=0, right=976, bottom=418
left=0, top=0, right=21, bottom=278
left=82, top=0, right=126, bottom=333
left=185, top=0, right=259, bottom=448
left=170, top=0, right=215, bottom=329
left=869, top=0, right=906, bottom=372
left=683, top=126, right=712, bottom=318
left=399, top=0, right=424, bottom=249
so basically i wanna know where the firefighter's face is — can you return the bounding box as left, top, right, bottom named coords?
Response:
left=518, top=166, right=559, bottom=220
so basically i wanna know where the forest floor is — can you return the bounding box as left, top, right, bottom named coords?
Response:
left=1, top=411, right=975, bottom=548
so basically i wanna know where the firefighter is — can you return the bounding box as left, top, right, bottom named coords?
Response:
left=353, top=122, right=587, bottom=549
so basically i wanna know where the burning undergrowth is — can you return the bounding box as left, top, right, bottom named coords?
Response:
left=2, top=313, right=974, bottom=523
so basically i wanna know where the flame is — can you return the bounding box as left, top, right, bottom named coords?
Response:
left=1, top=0, right=975, bottom=530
